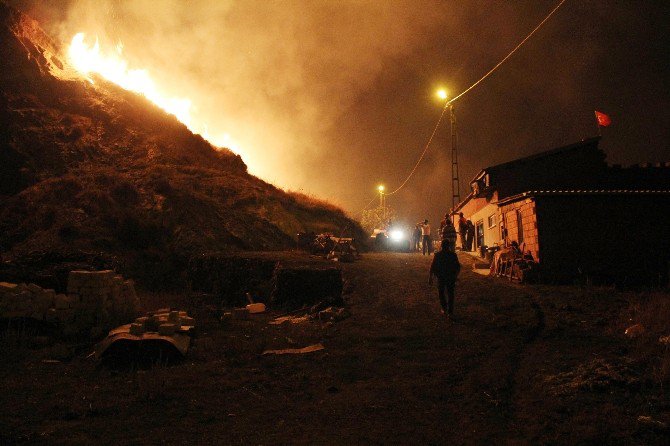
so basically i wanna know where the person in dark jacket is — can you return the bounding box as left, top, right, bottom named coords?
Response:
left=429, top=239, right=461, bottom=319
left=465, top=220, right=475, bottom=251
left=413, top=223, right=422, bottom=252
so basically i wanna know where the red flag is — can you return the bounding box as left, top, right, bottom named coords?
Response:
left=595, top=110, right=611, bottom=127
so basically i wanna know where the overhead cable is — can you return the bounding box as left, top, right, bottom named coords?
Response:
left=380, top=0, right=569, bottom=198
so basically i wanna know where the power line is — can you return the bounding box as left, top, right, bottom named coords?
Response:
left=445, top=0, right=568, bottom=106
left=380, top=0, right=568, bottom=198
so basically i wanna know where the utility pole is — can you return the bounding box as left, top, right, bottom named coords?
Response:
left=450, top=104, right=461, bottom=223
left=377, top=184, right=385, bottom=227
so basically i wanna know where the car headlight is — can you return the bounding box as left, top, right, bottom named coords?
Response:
left=390, top=230, right=404, bottom=241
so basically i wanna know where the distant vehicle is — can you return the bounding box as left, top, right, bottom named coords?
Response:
left=371, top=226, right=411, bottom=252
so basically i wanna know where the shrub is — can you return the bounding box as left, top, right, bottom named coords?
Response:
left=111, top=181, right=140, bottom=205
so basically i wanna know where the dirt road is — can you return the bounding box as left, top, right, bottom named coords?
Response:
left=1, top=252, right=667, bottom=444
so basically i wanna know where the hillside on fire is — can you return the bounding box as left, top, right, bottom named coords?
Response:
left=0, top=3, right=366, bottom=287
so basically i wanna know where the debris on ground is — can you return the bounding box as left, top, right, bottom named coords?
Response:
left=262, top=343, right=325, bottom=355
left=326, top=238, right=359, bottom=263
left=658, top=335, right=670, bottom=346
left=220, top=312, right=233, bottom=325
left=637, top=416, right=668, bottom=432
left=243, top=292, right=266, bottom=314
left=95, top=309, right=196, bottom=367
left=269, top=315, right=311, bottom=325
left=246, top=303, right=266, bottom=313
left=624, top=323, right=645, bottom=338
left=544, top=358, right=640, bottom=395
left=312, top=306, right=351, bottom=323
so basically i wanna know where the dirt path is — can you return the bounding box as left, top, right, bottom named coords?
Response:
left=1, top=252, right=666, bottom=444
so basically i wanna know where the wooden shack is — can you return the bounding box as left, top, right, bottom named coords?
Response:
left=454, top=138, right=670, bottom=285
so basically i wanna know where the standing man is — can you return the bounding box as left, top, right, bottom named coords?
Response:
left=465, top=220, right=475, bottom=251
left=429, top=239, right=461, bottom=319
left=413, top=223, right=422, bottom=252
left=458, top=212, right=468, bottom=250
left=421, top=219, right=431, bottom=255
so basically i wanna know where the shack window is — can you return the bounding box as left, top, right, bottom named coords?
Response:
left=516, top=210, right=524, bottom=244
left=487, top=214, right=496, bottom=228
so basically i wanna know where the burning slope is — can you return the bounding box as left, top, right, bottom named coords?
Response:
left=0, top=3, right=365, bottom=288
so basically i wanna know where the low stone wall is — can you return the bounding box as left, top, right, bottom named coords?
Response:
left=0, top=270, right=139, bottom=337
left=271, top=266, right=343, bottom=310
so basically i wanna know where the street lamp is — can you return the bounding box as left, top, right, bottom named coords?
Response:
left=377, top=184, right=385, bottom=224
left=436, top=88, right=460, bottom=223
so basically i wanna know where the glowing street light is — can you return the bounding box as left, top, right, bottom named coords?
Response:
left=435, top=88, right=460, bottom=223
left=377, top=184, right=385, bottom=222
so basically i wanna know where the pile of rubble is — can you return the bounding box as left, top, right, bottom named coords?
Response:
left=544, top=358, right=640, bottom=395
left=0, top=270, right=139, bottom=337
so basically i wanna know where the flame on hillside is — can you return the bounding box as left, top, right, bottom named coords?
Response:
left=67, top=33, right=244, bottom=155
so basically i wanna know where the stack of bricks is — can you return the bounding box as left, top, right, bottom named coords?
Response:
left=0, top=282, right=59, bottom=320
left=66, top=270, right=139, bottom=336
left=0, top=270, right=139, bottom=337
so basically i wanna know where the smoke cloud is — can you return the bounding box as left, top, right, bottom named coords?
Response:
left=11, top=0, right=670, bottom=226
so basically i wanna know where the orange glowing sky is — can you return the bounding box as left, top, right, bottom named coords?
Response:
left=12, top=0, right=670, bottom=225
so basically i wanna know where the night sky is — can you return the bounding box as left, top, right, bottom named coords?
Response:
left=13, top=0, right=670, bottom=228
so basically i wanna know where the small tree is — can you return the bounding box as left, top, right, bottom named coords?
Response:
left=360, top=206, right=396, bottom=234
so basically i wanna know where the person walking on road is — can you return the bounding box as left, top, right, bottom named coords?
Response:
left=429, top=239, right=461, bottom=319
left=440, top=214, right=457, bottom=252
left=421, top=219, right=431, bottom=255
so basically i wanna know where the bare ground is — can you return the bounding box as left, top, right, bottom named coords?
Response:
left=1, top=252, right=668, bottom=445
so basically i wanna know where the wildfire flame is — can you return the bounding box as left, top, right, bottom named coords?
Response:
left=67, top=33, right=244, bottom=156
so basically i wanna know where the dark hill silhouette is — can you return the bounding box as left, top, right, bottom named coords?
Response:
left=0, top=2, right=365, bottom=288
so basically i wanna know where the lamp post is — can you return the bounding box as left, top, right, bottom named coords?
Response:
left=437, top=89, right=460, bottom=224
left=377, top=184, right=385, bottom=224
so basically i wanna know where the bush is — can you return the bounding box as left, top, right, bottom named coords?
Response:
left=116, top=214, right=166, bottom=250
left=111, top=181, right=139, bottom=205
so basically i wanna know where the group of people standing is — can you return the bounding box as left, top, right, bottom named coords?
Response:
left=456, top=213, right=475, bottom=252
left=412, top=212, right=475, bottom=254
left=412, top=220, right=433, bottom=255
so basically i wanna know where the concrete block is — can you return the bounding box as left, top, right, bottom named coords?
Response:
left=0, top=282, right=17, bottom=293
left=56, top=308, right=75, bottom=323
left=27, top=283, right=43, bottom=294
left=129, top=323, right=145, bottom=336
left=68, top=270, right=115, bottom=288
left=45, top=308, right=58, bottom=322
left=158, top=323, right=177, bottom=336
left=180, top=316, right=195, bottom=326
left=35, top=292, right=54, bottom=313
left=54, top=294, right=71, bottom=309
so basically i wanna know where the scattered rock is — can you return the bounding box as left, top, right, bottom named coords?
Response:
left=316, top=306, right=351, bottom=323
left=637, top=415, right=668, bottom=432
left=624, top=324, right=645, bottom=338
left=544, top=358, right=639, bottom=395
left=659, top=335, right=670, bottom=346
